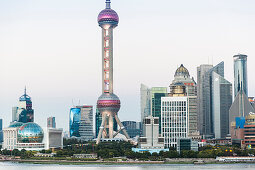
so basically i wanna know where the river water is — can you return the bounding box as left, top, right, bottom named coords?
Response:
left=1, top=162, right=255, bottom=170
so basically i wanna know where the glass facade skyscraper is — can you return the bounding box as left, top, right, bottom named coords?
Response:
left=12, top=88, right=34, bottom=123
left=197, top=62, right=232, bottom=138
left=212, top=72, right=232, bottom=138
left=69, top=105, right=93, bottom=141
left=234, top=54, right=248, bottom=97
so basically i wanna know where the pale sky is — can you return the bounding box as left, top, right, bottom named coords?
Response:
left=0, top=0, right=255, bottom=131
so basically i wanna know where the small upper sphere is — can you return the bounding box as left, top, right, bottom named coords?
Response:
left=98, top=9, right=119, bottom=28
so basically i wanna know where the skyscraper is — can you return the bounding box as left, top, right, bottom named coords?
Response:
left=140, top=84, right=167, bottom=134
left=140, top=84, right=151, bottom=125
left=229, top=54, right=254, bottom=133
left=96, top=0, right=130, bottom=144
left=170, top=64, right=198, bottom=135
left=197, top=64, right=213, bottom=135
left=234, top=54, right=248, bottom=97
left=47, top=117, right=56, bottom=128
left=69, top=105, right=93, bottom=141
left=211, top=72, right=232, bottom=138
left=197, top=62, right=232, bottom=138
left=12, top=88, right=34, bottom=123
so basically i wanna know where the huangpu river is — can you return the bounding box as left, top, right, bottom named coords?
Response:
left=1, top=162, right=255, bottom=170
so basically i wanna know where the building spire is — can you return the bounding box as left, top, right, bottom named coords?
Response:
left=24, top=86, right=27, bottom=95
left=106, top=0, right=111, bottom=9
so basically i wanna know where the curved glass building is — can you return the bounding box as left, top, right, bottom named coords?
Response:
left=17, top=122, right=44, bottom=143
left=234, top=54, right=248, bottom=97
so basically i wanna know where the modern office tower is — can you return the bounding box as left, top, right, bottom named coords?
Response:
left=121, top=121, right=142, bottom=138
left=47, top=117, right=56, bottom=128
left=212, top=72, right=233, bottom=138
left=12, top=88, right=34, bottom=123
left=161, top=96, right=188, bottom=148
left=69, top=105, right=93, bottom=141
left=140, top=84, right=167, bottom=134
left=233, top=54, right=248, bottom=97
left=197, top=62, right=224, bottom=138
left=0, top=119, right=3, bottom=143
left=169, top=64, right=198, bottom=135
left=132, top=116, right=167, bottom=153
left=197, top=64, right=213, bottom=136
left=151, top=87, right=168, bottom=134
left=96, top=0, right=130, bottom=144
left=140, top=84, right=151, bottom=123
left=197, top=62, right=232, bottom=138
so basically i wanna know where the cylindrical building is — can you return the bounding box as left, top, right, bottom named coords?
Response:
left=233, top=54, right=248, bottom=97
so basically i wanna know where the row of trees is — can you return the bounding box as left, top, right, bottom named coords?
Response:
left=1, top=141, right=255, bottom=160
left=0, top=149, right=34, bottom=158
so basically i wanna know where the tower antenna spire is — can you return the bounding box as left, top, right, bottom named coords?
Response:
left=106, top=0, right=111, bottom=9
left=24, top=86, right=27, bottom=95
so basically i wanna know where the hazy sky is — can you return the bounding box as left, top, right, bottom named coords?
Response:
left=0, top=0, right=255, bottom=131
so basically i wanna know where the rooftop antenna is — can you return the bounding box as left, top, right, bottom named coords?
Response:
left=24, top=86, right=27, bottom=95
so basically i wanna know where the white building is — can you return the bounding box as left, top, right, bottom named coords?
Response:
left=132, top=116, right=168, bottom=153
left=3, top=122, right=63, bottom=151
left=161, top=97, right=188, bottom=148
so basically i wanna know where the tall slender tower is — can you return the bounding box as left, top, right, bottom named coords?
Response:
left=96, top=0, right=130, bottom=144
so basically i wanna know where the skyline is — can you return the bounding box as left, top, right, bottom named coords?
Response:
left=1, top=0, right=255, bottom=131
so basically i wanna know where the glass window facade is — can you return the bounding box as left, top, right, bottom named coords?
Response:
left=17, top=123, right=44, bottom=143
left=234, top=54, right=248, bottom=97
left=69, top=108, right=81, bottom=137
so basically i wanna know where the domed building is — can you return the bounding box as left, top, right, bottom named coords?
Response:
left=3, top=121, right=63, bottom=151
left=17, top=122, right=44, bottom=143
left=170, top=64, right=197, bottom=96
left=161, top=64, right=199, bottom=148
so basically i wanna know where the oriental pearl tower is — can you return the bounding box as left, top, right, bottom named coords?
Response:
left=96, top=0, right=131, bottom=144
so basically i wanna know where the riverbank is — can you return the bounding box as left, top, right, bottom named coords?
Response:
left=1, top=158, right=255, bottom=165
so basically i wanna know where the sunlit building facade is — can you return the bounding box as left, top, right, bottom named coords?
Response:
left=161, top=97, right=188, bottom=148
left=69, top=105, right=93, bottom=141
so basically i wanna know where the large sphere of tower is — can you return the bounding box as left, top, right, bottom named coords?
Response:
left=98, top=4, right=119, bottom=28
left=97, top=93, right=120, bottom=113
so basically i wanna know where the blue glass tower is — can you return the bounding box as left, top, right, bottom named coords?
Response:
left=233, top=54, right=248, bottom=97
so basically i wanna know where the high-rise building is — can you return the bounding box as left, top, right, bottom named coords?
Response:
left=230, top=54, right=254, bottom=133
left=197, top=64, right=213, bottom=135
left=140, top=84, right=151, bottom=123
left=233, top=54, right=248, bottom=97
left=211, top=72, right=232, bottom=138
left=161, top=96, right=188, bottom=148
left=47, top=117, right=56, bottom=128
left=96, top=0, right=130, bottom=144
left=197, top=62, right=232, bottom=138
left=140, top=85, right=167, bottom=134
left=69, top=105, right=93, bottom=141
left=169, top=64, right=198, bottom=135
left=12, top=88, right=34, bottom=123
